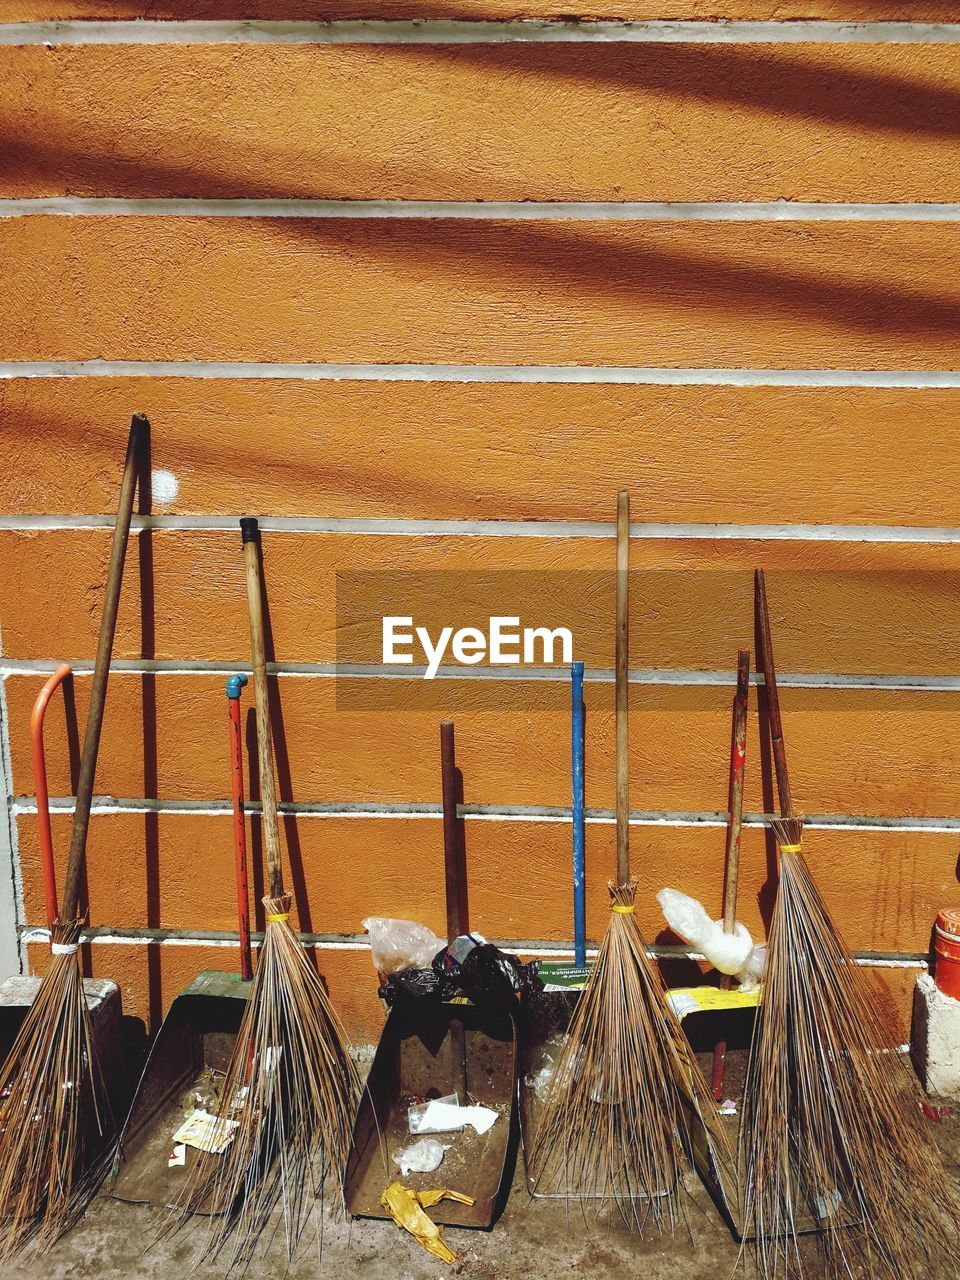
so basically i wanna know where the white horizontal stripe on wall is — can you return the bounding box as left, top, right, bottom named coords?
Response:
left=6, top=661, right=960, bottom=693
left=13, top=795, right=960, bottom=835
left=5, top=199, right=960, bottom=223
left=3, top=362, right=960, bottom=389
left=4, top=513, right=960, bottom=544
left=2, top=20, right=960, bottom=46
left=17, top=924, right=928, bottom=967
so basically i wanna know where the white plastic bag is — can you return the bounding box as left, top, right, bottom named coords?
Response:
left=394, top=1137, right=446, bottom=1176
left=362, top=917, right=444, bottom=975
left=657, top=887, right=754, bottom=977
left=739, top=943, right=767, bottom=991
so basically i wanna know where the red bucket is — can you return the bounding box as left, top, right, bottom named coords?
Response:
left=934, top=909, right=960, bottom=1001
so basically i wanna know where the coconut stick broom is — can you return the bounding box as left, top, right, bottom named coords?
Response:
left=529, top=491, right=727, bottom=1226
left=179, top=518, right=359, bottom=1268
left=0, top=414, right=146, bottom=1257
left=741, top=569, right=960, bottom=1278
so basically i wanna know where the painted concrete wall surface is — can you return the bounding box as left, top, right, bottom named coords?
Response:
left=1, top=7, right=958, bottom=1044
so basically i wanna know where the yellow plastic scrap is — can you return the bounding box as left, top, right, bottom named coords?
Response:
left=380, top=1181, right=476, bottom=1264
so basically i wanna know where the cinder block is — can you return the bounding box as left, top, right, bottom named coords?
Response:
left=911, top=972, right=960, bottom=1099
left=0, top=974, right=125, bottom=1090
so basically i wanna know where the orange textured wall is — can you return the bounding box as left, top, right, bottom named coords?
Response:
left=1, top=9, right=956, bottom=1044
left=2, top=379, right=960, bottom=526
left=1, top=2, right=959, bottom=20
left=3, top=219, right=960, bottom=369
left=3, top=43, right=960, bottom=204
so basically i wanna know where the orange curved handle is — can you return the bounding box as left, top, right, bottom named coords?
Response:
left=30, top=664, right=73, bottom=927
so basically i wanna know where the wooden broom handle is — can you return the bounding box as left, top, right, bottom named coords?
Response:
left=615, top=490, right=630, bottom=884
left=241, top=519, right=284, bottom=899
left=755, top=569, right=794, bottom=819
left=62, top=415, right=146, bottom=922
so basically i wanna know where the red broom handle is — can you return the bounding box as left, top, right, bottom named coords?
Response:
left=712, top=649, right=750, bottom=1101
left=755, top=569, right=794, bottom=819
left=615, top=490, right=630, bottom=885
left=722, top=650, right=750, bottom=937
left=227, top=675, right=252, bottom=980
left=30, top=664, right=73, bottom=927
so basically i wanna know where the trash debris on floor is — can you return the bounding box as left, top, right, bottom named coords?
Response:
left=380, top=1183, right=476, bottom=1264
left=408, top=1094, right=498, bottom=1136
left=171, top=1109, right=239, bottom=1155
left=111, top=673, right=255, bottom=1208
left=394, top=1138, right=447, bottom=1177
left=345, top=723, right=521, bottom=1233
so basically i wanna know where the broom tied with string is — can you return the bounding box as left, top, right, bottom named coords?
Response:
left=0, top=415, right=146, bottom=1257
left=177, top=518, right=359, bottom=1268
left=741, top=569, right=960, bottom=1279
left=529, top=490, right=728, bottom=1225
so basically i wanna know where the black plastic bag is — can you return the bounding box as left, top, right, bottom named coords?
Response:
left=381, top=943, right=541, bottom=1008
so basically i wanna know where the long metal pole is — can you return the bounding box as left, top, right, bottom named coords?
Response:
left=571, top=661, right=586, bottom=969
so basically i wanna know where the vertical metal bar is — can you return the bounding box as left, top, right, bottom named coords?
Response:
left=571, top=661, right=586, bottom=969
left=440, top=720, right=467, bottom=1100
left=440, top=720, right=467, bottom=942
left=30, top=665, right=73, bottom=927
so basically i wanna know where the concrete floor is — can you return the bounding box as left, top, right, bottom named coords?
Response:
left=0, top=1164, right=751, bottom=1280
left=7, top=1116, right=958, bottom=1280
left=0, top=1043, right=954, bottom=1279
left=7, top=1106, right=959, bottom=1280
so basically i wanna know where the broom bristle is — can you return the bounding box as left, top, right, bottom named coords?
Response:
left=0, top=919, right=109, bottom=1258
left=177, top=895, right=360, bottom=1269
left=529, top=880, right=730, bottom=1229
left=741, top=818, right=960, bottom=1278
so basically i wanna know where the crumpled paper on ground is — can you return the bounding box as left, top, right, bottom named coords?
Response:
left=171, top=1108, right=239, bottom=1154
left=408, top=1096, right=498, bottom=1136
left=380, top=1182, right=475, bottom=1264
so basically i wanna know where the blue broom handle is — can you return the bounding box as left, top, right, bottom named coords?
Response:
left=571, top=661, right=586, bottom=968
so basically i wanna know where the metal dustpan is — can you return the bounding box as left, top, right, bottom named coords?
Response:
left=111, top=676, right=254, bottom=1207
left=346, top=996, right=517, bottom=1228
left=345, top=721, right=517, bottom=1230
